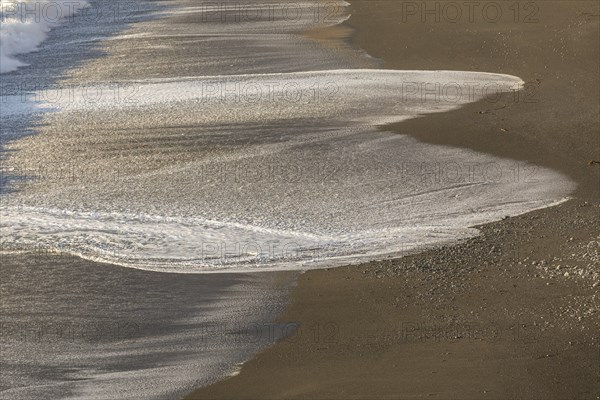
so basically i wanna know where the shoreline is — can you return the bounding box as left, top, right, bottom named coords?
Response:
left=347, top=0, right=599, bottom=199
left=187, top=1, right=599, bottom=398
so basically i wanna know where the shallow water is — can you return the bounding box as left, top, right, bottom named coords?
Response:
left=0, top=254, right=294, bottom=399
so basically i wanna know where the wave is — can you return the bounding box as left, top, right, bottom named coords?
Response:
left=0, top=0, right=88, bottom=73
left=0, top=70, right=575, bottom=272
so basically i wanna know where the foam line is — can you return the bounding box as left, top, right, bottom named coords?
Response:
left=0, top=0, right=88, bottom=73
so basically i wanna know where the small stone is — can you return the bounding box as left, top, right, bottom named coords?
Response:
left=563, top=272, right=570, bottom=277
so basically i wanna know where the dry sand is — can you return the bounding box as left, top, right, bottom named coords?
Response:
left=187, top=1, right=600, bottom=399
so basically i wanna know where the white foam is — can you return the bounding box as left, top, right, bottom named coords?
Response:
left=0, top=0, right=88, bottom=73
left=0, top=1, right=576, bottom=274
left=0, top=69, right=524, bottom=115
left=0, top=70, right=575, bottom=273
left=1, top=196, right=571, bottom=273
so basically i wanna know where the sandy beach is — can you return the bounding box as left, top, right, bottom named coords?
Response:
left=0, top=0, right=598, bottom=398
left=187, top=1, right=600, bottom=399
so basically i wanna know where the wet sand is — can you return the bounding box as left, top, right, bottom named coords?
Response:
left=187, top=1, right=600, bottom=398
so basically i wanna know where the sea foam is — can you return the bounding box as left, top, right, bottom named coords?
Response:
left=0, top=70, right=575, bottom=273
left=0, top=0, right=88, bottom=73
